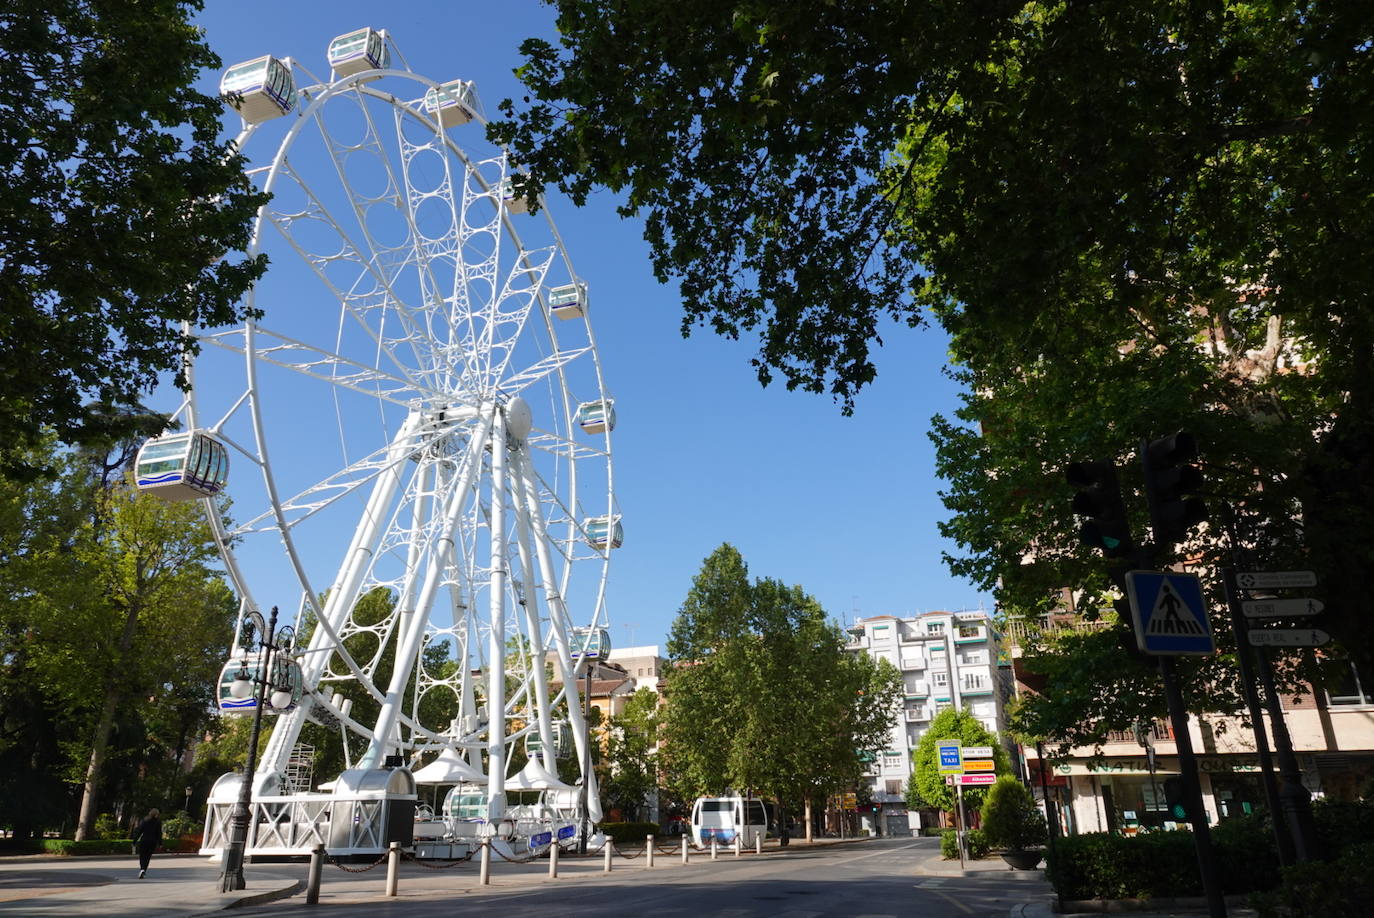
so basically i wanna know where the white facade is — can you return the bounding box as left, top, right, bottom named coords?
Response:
left=846, top=610, right=1013, bottom=834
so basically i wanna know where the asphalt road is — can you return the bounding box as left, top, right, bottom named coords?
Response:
left=226, top=836, right=1050, bottom=918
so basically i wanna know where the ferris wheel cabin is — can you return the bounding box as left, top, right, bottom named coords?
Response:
left=584, top=516, right=622, bottom=551
left=549, top=282, right=587, bottom=320
left=570, top=627, right=612, bottom=662
left=502, top=177, right=533, bottom=215
left=524, top=721, right=573, bottom=759
left=216, top=653, right=305, bottom=715
left=327, top=27, right=389, bottom=78
left=134, top=432, right=228, bottom=502
left=220, top=55, right=295, bottom=123
left=576, top=399, right=616, bottom=435
left=423, top=79, right=477, bottom=128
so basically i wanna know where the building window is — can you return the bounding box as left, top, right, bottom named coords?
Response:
left=1327, top=658, right=1374, bottom=705
left=958, top=624, right=981, bottom=639
left=961, top=651, right=986, bottom=665
left=927, top=622, right=946, bottom=635
left=933, top=671, right=948, bottom=686
left=883, top=752, right=903, bottom=768
left=886, top=780, right=904, bottom=795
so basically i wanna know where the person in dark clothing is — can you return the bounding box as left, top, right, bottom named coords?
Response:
left=130, top=808, right=162, bottom=878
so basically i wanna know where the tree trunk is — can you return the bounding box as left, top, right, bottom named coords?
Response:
left=804, top=797, right=814, bottom=842
left=74, top=686, right=121, bottom=840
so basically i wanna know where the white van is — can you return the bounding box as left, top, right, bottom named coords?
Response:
left=690, top=796, right=769, bottom=848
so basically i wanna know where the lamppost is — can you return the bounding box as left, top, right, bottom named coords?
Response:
left=184, top=785, right=194, bottom=816
left=578, top=657, right=593, bottom=855
left=218, top=606, right=296, bottom=893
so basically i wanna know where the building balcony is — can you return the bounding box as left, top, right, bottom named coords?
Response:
left=904, top=708, right=928, bottom=722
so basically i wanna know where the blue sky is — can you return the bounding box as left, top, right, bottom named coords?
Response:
left=186, top=0, right=991, bottom=651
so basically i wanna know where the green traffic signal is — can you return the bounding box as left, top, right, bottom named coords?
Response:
left=1066, top=458, right=1135, bottom=559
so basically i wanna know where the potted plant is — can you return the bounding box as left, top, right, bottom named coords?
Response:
left=979, top=775, right=1047, bottom=869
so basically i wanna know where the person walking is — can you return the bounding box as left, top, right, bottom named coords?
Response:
left=130, top=808, right=162, bottom=878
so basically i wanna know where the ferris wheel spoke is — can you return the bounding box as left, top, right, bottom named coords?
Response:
left=201, top=325, right=437, bottom=409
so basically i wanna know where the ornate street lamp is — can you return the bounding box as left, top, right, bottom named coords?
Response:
left=218, top=606, right=296, bottom=892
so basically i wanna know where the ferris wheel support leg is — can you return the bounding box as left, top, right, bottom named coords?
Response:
left=257, top=413, right=422, bottom=777
left=359, top=414, right=491, bottom=770
left=485, top=410, right=510, bottom=821
left=509, top=451, right=558, bottom=773
left=512, top=450, right=602, bottom=822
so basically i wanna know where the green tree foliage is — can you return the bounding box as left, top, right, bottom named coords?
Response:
left=660, top=544, right=902, bottom=821
left=496, top=0, right=1374, bottom=727
left=0, top=0, right=268, bottom=475
left=599, top=687, right=660, bottom=822
left=911, top=708, right=1010, bottom=814
left=0, top=439, right=233, bottom=840
left=980, top=775, right=1046, bottom=851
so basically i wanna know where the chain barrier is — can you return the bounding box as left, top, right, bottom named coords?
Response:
left=326, top=850, right=390, bottom=873
left=610, top=841, right=645, bottom=861
left=401, top=847, right=476, bottom=869
left=485, top=840, right=541, bottom=864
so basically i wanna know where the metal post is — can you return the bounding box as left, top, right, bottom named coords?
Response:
left=954, top=782, right=966, bottom=871
left=305, top=844, right=324, bottom=905
left=681, top=835, right=689, bottom=863
left=1160, top=657, right=1226, bottom=918
left=734, top=834, right=741, bottom=857
left=1221, top=565, right=1293, bottom=865
left=579, top=662, right=592, bottom=855
left=646, top=834, right=654, bottom=868
left=711, top=837, right=718, bottom=860
left=603, top=842, right=613, bottom=872
left=1255, top=645, right=1319, bottom=861
left=384, top=841, right=399, bottom=897
left=1036, top=742, right=1064, bottom=914
left=549, top=840, right=559, bottom=879
left=479, top=840, right=491, bottom=885
left=219, top=607, right=278, bottom=893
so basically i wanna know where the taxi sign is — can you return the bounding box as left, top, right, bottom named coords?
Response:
left=937, top=740, right=963, bottom=775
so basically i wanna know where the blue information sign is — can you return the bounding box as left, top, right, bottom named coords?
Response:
left=1125, top=571, right=1214, bottom=656
left=531, top=831, right=553, bottom=846
left=557, top=825, right=577, bottom=840
left=937, top=740, right=963, bottom=775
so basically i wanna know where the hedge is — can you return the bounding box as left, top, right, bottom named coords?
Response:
left=41, top=838, right=137, bottom=857
left=599, top=821, right=661, bottom=844
left=939, top=828, right=989, bottom=860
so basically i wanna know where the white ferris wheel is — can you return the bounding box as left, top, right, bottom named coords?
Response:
left=138, top=28, right=619, bottom=853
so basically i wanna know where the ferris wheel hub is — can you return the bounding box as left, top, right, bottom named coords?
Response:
left=503, top=397, right=532, bottom=442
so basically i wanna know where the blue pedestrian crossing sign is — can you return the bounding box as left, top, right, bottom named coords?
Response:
left=1125, top=571, right=1214, bottom=656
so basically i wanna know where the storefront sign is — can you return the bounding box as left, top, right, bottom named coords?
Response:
left=1052, top=756, right=1262, bottom=776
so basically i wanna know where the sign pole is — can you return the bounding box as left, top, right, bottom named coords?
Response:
left=1221, top=564, right=1292, bottom=866
left=1159, top=656, right=1226, bottom=918
left=1254, top=644, right=1318, bottom=861
left=954, top=781, right=966, bottom=871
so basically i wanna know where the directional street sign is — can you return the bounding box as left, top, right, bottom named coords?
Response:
left=958, top=774, right=997, bottom=786
left=964, top=746, right=993, bottom=759
left=1126, top=571, right=1215, bottom=655
left=1248, top=629, right=1331, bottom=648
left=1242, top=598, right=1324, bottom=619
left=1236, top=570, right=1317, bottom=590
left=937, top=740, right=963, bottom=775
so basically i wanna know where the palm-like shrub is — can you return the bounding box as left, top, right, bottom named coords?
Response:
left=980, top=776, right=1047, bottom=851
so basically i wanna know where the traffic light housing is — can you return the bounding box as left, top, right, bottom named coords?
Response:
left=1066, top=459, right=1135, bottom=559
left=1162, top=777, right=1189, bottom=821
left=1142, top=431, right=1207, bottom=548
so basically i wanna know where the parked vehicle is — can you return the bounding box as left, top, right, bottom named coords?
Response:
left=690, top=796, right=769, bottom=848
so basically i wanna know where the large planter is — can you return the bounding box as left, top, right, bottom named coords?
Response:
left=1000, top=848, right=1043, bottom=870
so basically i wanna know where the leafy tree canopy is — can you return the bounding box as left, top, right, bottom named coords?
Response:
left=911, top=707, right=1010, bottom=813
left=496, top=1, right=1374, bottom=704
left=660, top=544, right=901, bottom=812
left=0, top=0, right=267, bottom=475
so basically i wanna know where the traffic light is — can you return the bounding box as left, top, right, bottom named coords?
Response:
left=1142, top=431, right=1207, bottom=548
left=1066, top=458, right=1135, bottom=558
left=1162, top=777, right=1189, bottom=821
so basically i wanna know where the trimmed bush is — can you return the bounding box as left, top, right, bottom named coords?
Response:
left=980, top=776, right=1046, bottom=851
left=1252, top=841, right=1374, bottom=918
left=599, top=821, right=661, bottom=844
left=939, top=828, right=990, bottom=859
left=966, top=827, right=990, bottom=859
left=1047, top=831, right=1197, bottom=900
left=41, top=838, right=136, bottom=857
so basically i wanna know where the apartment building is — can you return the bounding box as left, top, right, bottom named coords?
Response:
left=846, top=609, right=1015, bottom=836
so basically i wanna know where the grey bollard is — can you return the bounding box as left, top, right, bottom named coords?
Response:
left=306, top=843, right=324, bottom=905
left=756, top=834, right=762, bottom=855
left=603, top=842, right=613, bottom=873
left=646, top=834, right=655, bottom=868
left=385, top=841, right=400, bottom=897
left=479, top=840, right=491, bottom=885
left=711, top=837, right=719, bottom=860
left=734, top=834, right=742, bottom=857
left=549, top=840, right=559, bottom=879
left=681, top=835, right=689, bottom=864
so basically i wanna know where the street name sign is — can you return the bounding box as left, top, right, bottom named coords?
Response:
left=1125, top=571, right=1215, bottom=655
left=1242, top=598, right=1324, bottom=619
left=963, top=759, right=995, bottom=773
left=937, top=740, right=963, bottom=775
left=963, top=746, right=993, bottom=759
left=958, top=774, right=997, bottom=786
left=1236, top=570, right=1317, bottom=590
left=1248, top=629, right=1331, bottom=648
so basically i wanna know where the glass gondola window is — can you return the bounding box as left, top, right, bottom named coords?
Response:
left=576, top=399, right=615, bottom=435
left=220, top=55, right=295, bottom=123
left=327, top=28, right=389, bottom=77
left=584, top=516, right=622, bottom=550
